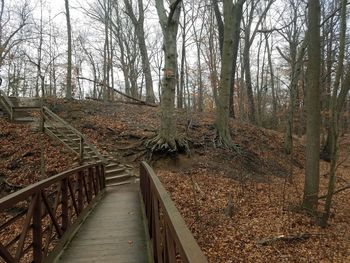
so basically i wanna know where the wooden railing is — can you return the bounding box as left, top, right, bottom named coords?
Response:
left=0, top=90, right=14, bottom=120
left=0, top=91, right=40, bottom=121
left=0, top=162, right=105, bottom=263
left=140, top=162, right=208, bottom=263
left=42, top=106, right=106, bottom=164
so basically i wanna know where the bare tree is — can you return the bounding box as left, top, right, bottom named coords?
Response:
left=242, top=0, right=275, bottom=124
left=147, top=0, right=187, bottom=152
left=215, top=0, right=245, bottom=146
left=0, top=0, right=31, bottom=68
left=124, top=0, right=156, bottom=103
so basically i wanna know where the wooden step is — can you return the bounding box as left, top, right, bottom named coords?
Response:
left=13, top=117, right=36, bottom=123
left=63, top=138, right=81, bottom=143
left=106, top=168, right=126, bottom=176
left=105, top=174, right=134, bottom=185
left=54, top=132, right=78, bottom=137
left=106, top=163, right=124, bottom=171
left=71, top=146, right=94, bottom=152
left=46, top=128, right=77, bottom=136
left=82, top=157, right=102, bottom=163
left=106, top=179, right=135, bottom=187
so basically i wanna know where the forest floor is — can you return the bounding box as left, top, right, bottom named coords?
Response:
left=0, top=98, right=349, bottom=262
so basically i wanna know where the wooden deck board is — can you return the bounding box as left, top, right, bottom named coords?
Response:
left=57, top=184, right=149, bottom=263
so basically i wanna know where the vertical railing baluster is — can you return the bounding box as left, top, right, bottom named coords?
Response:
left=88, top=168, right=94, bottom=199
left=82, top=171, right=91, bottom=203
left=96, top=165, right=101, bottom=191
left=101, top=165, right=105, bottom=189
left=79, top=137, right=84, bottom=164
left=40, top=107, right=44, bottom=133
left=94, top=166, right=100, bottom=193
left=89, top=167, right=97, bottom=196
left=165, top=224, right=177, bottom=263
left=78, top=171, right=83, bottom=214
left=153, top=196, right=163, bottom=263
left=61, top=178, right=69, bottom=232
left=33, top=192, right=42, bottom=263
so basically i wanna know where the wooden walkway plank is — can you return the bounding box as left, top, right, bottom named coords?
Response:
left=57, top=184, right=149, bottom=263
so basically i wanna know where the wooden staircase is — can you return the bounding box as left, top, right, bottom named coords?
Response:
left=0, top=92, right=136, bottom=186
left=0, top=90, right=40, bottom=122
left=42, top=106, right=136, bottom=186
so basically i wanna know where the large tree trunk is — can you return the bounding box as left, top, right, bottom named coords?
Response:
left=147, top=0, right=186, bottom=152
left=178, top=13, right=186, bottom=109
left=215, top=0, right=233, bottom=145
left=159, top=30, right=178, bottom=146
left=303, top=0, right=321, bottom=211
left=228, top=3, right=243, bottom=118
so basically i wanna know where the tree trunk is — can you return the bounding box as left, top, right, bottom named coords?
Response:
left=243, top=37, right=256, bottom=124
left=64, top=0, right=72, bottom=99
left=265, top=34, right=277, bottom=128
left=303, top=0, right=321, bottom=211
left=228, top=3, right=243, bottom=118
left=159, top=29, right=178, bottom=146
left=148, top=0, right=185, bottom=152
left=211, top=0, right=224, bottom=56
left=178, top=2, right=186, bottom=109
left=215, top=0, right=237, bottom=145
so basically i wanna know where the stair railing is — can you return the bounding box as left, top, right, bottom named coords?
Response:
left=140, top=162, right=208, bottom=263
left=0, top=90, right=14, bottom=121
left=41, top=106, right=106, bottom=164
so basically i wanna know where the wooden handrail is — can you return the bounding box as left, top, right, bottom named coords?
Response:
left=0, top=90, right=14, bottom=120
left=42, top=106, right=106, bottom=163
left=42, top=106, right=84, bottom=137
left=0, top=162, right=106, bottom=263
left=140, top=161, right=208, bottom=263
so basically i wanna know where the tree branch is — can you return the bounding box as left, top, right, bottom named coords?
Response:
left=319, top=184, right=350, bottom=199
left=155, top=0, right=167, bottom=30
left=77, top=77, right=158, bottom=107
left=167, top=0, right=182, bottom=25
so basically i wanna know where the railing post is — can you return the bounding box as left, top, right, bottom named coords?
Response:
left=88, top=167, right=97, bottom=196
left=10, top=107, right=13, bottom=121
left=79, top=136, right=84, bottom=164
left=33, top=192, right=43, bottom=263
left=101, top=165, right=106, bottom=189
left=61, top=178, right=69, bottom=232
left=40, top=107, right=44, bottom=133
left=78, top=171, right=84, bottom=214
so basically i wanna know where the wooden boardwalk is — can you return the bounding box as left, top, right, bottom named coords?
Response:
left=57, top=184, right=149, bottom=263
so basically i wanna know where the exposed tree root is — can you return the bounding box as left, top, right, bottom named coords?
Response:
left=145, top=134, right=189, bottom=155
left=215, top=133, right=243, bottom=155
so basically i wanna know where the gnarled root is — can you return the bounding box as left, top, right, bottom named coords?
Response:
left=215, top=133, right=242, bottom=154
left=145, top=134, right=189, bottom=154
